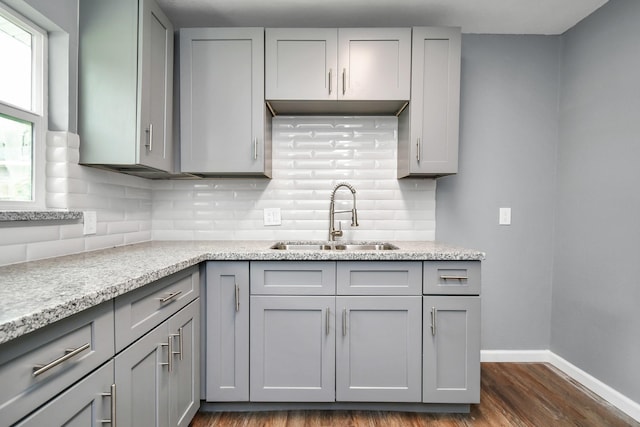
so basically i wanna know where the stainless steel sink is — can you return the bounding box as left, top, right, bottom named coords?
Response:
left=270, top=242, right=398, bottom=251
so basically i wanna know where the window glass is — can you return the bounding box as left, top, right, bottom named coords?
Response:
left=0, top=13, right=33, bottom=111
left=0, top=5, right=45, bottom=206
left=0, top=114, right=33, bottom=201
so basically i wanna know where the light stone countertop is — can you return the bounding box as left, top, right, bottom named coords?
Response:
left=0, top=240, right=485, bottom=345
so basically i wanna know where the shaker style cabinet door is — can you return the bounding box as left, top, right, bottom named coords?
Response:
left=206, top=262, right=250, bottom=402
left=78, top=0, right=174, bottom=172
left=423, top=296, right=481, bottom=404
left=265, top=28, right=338, bottom=100
left=180, top=28, right=271, bottom=176
left=250, top=296, right=335, bottom=402
left=398, top=27, right=461, bottom=177
left=337, top=28, right=411, bottom=100
left=336, top=296, right=422, bottom=402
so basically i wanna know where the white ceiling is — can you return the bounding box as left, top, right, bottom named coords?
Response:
left=156, top=0, right=608, bottom=35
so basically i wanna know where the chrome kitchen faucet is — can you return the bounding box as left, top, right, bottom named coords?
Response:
left=328, top=182, right=359, bottom=241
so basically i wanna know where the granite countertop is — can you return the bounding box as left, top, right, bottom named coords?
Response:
left=0, top=240, right=485, bottom=345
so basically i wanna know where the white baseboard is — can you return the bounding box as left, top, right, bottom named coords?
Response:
left=481, top=350, right=640, bottom=422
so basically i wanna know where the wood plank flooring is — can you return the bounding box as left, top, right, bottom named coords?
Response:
left=189, top=363, right=639, bottom=426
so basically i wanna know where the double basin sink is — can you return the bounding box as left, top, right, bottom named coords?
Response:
left=270, top=242, right=398, bottom=251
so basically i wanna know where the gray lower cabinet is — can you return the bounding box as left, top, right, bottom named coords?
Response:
left=423, top=296, right=481, bottom=404
left=116, top=299, right=200, bottom=427
left=205, top=262, right=250, bottom=401
left=336, top=296, right=422, bottom=402
left=249, top=295, right=335, bottom=402
left=15, top=360, right=115, bottom=427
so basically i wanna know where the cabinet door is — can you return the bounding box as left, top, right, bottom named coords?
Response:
left=398, top=27, right=461, bottom=177
left=336, top=296, right=422, bottom=402
left=266, top=28, right=338, bottom=100
left=423, top=296, right=480, bottom=404
left=139, top=0, right=174, bottom=171
left=15, top=361, right=115, bottom=427
left=168, top=299, right=200, bottom=427
left=337, top=28, right=411, bottom=100
left=115, top=323, right=170, bottom=427
left=250, top=296, right=335, bottom=402
left=180, top=28, right=270, bottom=176
left=206, top=262, right=249, bottom=401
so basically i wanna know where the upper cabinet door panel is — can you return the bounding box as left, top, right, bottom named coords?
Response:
left=139, top=0, right=173, bottom=171
left=265, top=28, right=338, bottom=100
left=338, top=28, right=411, bottom=100
left=180, top=28, right=267, bottom=175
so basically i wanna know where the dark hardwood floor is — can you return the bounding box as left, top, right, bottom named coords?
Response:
left=190, top=363, right=639, bottom=426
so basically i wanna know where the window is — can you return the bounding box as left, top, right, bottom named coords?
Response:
left=0, top=4, right=46, bottom=208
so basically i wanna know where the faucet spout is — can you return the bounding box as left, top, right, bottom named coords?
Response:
left=329, top=182, right=359, bottom=241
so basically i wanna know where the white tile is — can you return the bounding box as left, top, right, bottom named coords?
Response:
left=27, top=238, right=85, bottom=261
left=0, top=244, right=28, bottom=266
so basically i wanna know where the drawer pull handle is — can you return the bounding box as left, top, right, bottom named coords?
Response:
left=440, top=275, right=468, bottom=281
left=416, top=138, right=421, bottom=162
left=235, top=284, right=240, bottom=312
left=160, top=290, right=182, bottom=303
left=431, top=307, right=437, bottom=336
left=325, top=307, right=330, bottom=336
left=100, top=383, right=117, bottom=425
left=342, top=308, right=347, bottom=337
left=342, top=68, right=346, bottom=95
left=33, top=342, right=91, bottom=377
left=171, top=327, right=184, bottom=361
left=160, top=336, right=173, bottom=372
left=328, top=68, right=332, bottom=94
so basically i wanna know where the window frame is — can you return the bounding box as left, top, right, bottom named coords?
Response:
left=0, top=2, right=47, bottom=210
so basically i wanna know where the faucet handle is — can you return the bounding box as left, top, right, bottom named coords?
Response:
left=332, top=221, right=344, bottom=238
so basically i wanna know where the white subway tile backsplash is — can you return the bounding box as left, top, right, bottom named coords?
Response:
left=152, top=116, right=436, bottom=241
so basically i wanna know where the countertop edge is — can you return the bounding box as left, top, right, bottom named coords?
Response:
left=0, top=241, right=485, bottom=345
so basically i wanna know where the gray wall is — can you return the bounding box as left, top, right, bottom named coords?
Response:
left=436, top=35, right=560, bottom=350
left=552, top=0, right=640, bottom=403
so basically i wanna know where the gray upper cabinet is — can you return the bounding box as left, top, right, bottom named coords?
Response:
left=79, top=0, right=174, bottom=175
left=265, top=28, right=410, bottom=115
left=180, top=28, right=272, bottom=177
left=265, top=28, right=338, bottom=100
left=338, top=28, right=411, bottom=101
left=398, top=27, right=461, bottom=178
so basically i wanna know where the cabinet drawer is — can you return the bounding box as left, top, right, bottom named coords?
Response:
left=423, top=261, right=481, bottom=295
left=0, top=302, right=114, bottom=427
left=114, top=266, right=199, bottom=352
left=337, top=262, right=422, bottom=295
left=250, top=261, right=336, bottom=295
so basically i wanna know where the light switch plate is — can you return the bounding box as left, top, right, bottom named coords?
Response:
left=263, top=208, right=281, bottom=226
left=83, top=211, right=97, bottom=235
left=499, top=207, right=511, bottom=225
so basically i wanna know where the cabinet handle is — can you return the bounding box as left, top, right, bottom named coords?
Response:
left=440, top=275, right=469, bottom=281
left=325, top=307, right=330, bottom=336
left=33, top=342, right=91, bottom=377
left=416, top=138, right=421, bottom=162
left=328, top=69, right=332, bottom=94
left=160, top=336, right=173, bottom=372
left=170, top=328, right=183, bottom=361
left=342, top=308, right=347, bottom=336
left=159, top=290, right=182, bottom=304
left=100, top=383, right=116, bottom=426
left=235, top=284, right=240, bottom=312
left=430, top=307, right=437, bottom=336
left=342, top=68, right=346, bottom=95
left=253, top=138, right=258, bottom=160
left=145, top=123, right=153, bottom=151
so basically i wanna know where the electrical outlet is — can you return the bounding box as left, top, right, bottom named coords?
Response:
left=263, top=208, right=281, bottom=226
left=499, top=207, right=511, bottom=225
left=83, top=211, right=97, bottom=235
